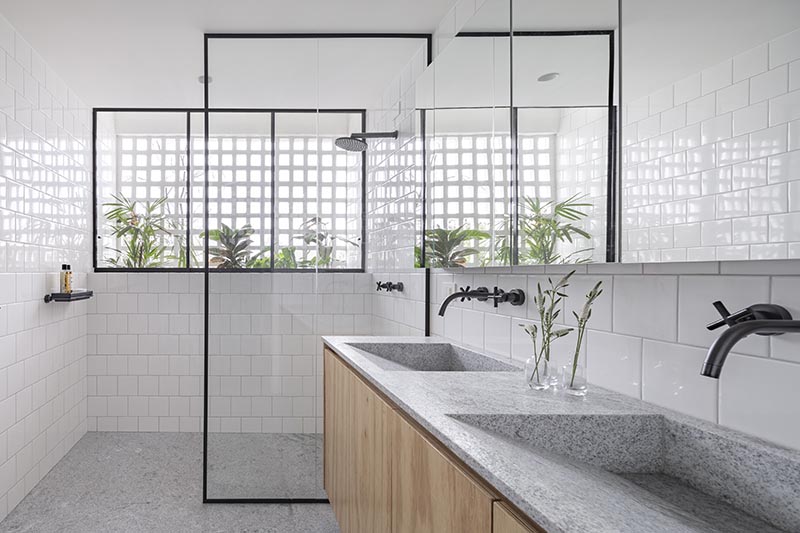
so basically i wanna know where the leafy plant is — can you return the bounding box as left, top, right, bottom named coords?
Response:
left=533, top=271, right=575, bottom=366
left=293, top=217, right=358, bottom=267
left=519, top=194, right=593, bottom=264
left=274, top=246, right=298, bottom=269
left=520, top=323, right=547, bottom=384
left=424, top=225, right=490, bottom=268
left=570, top=280, right=603, bottom=386
left=206, top=223, right=269, bottom=269
left=104, top=193, right=170, bottom=268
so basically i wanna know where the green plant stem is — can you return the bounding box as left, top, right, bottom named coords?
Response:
left=570, top=324, right=586, bottom=387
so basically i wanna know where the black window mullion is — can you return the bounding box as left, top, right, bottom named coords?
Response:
left=185, top=112, right=192, bottom=268
left=270, top=112, right=277, bottom=271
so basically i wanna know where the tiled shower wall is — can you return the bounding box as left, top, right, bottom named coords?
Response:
left=0, top=14, right=90, bottom=521
left=364, top=0, right=495, bottom=334
left=364, top=26, right=427, bottom=334
left=430, top=260, right=800, bottom=451
left=86, top=272, right=374, bottom=433
left=621, top=27, right=800, bottom=262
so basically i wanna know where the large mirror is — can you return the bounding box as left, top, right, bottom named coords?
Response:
left=418, top=0, right=618, bottom=268
left=620, top=0, right=800, bottom=262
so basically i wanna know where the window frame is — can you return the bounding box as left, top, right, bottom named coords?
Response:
left=92, top=107, right=368, bottom=273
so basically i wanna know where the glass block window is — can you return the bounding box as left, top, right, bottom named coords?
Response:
left=274, top=135, right=360, bottom=268
left=518, top=134, right=556, bottom=205
left=206, top=135, right=272, bottom=255
left=95, top=110, right=364, bottom=271
left=427, top=132, right=514, bottom=265
left=98, top=111, right=190, bottom=269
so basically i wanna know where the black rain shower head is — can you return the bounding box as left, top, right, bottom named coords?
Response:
left=335, top=136, right=368, bottom=152
left=335, top=130, right=398, bottom=152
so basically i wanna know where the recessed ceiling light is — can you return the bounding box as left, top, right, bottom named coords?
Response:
left=198, top=75, right=213, bottom=84
left=537, top=72, right=560, bottom=82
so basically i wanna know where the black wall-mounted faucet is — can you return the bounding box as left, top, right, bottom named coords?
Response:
left=701, top=300, right=800, bottom=378
left=376, top=281, right=404, bottom=293
left=438, top=286, right=525, bottom=316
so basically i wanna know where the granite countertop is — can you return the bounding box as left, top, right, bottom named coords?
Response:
left=322, top=336, right=800, bottom=533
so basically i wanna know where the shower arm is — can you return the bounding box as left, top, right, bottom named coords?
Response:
left=349, top=131, right=398, bottom=140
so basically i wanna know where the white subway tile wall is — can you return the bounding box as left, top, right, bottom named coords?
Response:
left=622, top=28, right=800, bottom=262
left=0, top=14, right=91, bottom=522
left=429, top=265, right=800, bottom=451
left=86, top=272, right=374, bottom=434
left=371, top=271, right=426, bottom=335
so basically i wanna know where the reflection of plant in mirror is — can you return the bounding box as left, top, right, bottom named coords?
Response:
left=487, top=216, right=513, bottom=267
left=293, top=217, right=358, bottom=267
left=424, top=225, right=490, bottom=268
left=206, top=223, right=269, bottom=269
left=104, top=193, right=169, bottom=268
left=520, top=194, right=593, bottom=264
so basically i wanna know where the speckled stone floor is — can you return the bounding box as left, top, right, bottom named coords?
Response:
left=0, top=432, right=340, bottom=533
left=207, top=433, right=326, bottom=500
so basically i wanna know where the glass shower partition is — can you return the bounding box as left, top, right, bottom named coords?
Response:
left=203, top=35, right=364, bottom=502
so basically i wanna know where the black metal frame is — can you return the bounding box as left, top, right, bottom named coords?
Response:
left=199, top=32, right=431, bottom=505
left=419, top=29, right=618, bottom=268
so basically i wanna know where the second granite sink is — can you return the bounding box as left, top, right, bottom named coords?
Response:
left=346, top=342, right=520, bottom=372
left=448, top=412, right=800, bottom=532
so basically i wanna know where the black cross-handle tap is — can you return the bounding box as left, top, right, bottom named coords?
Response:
left=376, top=281, right=404, bottom=293
left=706, top=300, right=792, bottom=334
left=490, top=286, right=526, bottom=308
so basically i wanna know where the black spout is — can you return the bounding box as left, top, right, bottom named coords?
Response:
left=438, top=286, right=490, bottom=316
left=438, top=286, right=524, bottom=317
left=701, top=302, right=800, bottom=378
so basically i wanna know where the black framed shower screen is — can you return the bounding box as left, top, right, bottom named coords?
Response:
left=200, top=32, right=432, bottom=505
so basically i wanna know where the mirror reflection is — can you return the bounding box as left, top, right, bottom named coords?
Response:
left=620, top=0, right=800, bottom=262
left=419, top=0, right=618, bottom=267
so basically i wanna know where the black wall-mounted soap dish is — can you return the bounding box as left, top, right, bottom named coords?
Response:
left=44, top=290, right=94, bottom=303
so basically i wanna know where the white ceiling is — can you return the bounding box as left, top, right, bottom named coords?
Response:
left=2, top=0, right=799, bottom=111
left=207, top=38, right=425, bottom=109
left=463, top=0, right=617, bottom=32
left=0, top=0, right=454, bottom=108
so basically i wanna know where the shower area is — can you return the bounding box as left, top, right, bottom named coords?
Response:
left=202, top=106, right=364, bottom=502
left=94, top=33, right=429, bottom=503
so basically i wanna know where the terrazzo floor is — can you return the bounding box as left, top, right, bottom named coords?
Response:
left=207, top=433, right=326, bottom=499
left=0, top=432, right=339, bottom=533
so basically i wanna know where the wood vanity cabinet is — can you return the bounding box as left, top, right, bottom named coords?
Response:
left=493, top=502, right=542, bottom=533
left=323, top=347, right=541, bottom=533
left=391, top=413, right=494, bottom=533
left=324, top=348, right=393, bottom=533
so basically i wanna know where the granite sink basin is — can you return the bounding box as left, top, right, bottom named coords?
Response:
left=449, top=412, right=665, bottom=472
left=448, top=413, right=800, bottom=532
left=346, top=342, right=520, bottom=372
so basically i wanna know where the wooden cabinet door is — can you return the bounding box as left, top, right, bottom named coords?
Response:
left=350, top=368, right=393, bottom=532
left=493, top=502, right=541, bottom=533
left=324, top=349, right=350, bottom=527
left=392, top=414, right=494, bottom=533
left=324, top=349, right=393, bottom=533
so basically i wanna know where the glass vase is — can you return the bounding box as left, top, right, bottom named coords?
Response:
left=524, top=355, right=550, bottom=390
left=560, top=363, right=587, bottom=396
